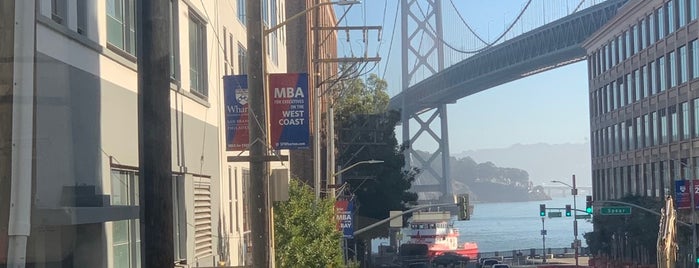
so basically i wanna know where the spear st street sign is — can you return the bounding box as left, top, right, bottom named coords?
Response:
left=600, top=206, right=631, bottom=215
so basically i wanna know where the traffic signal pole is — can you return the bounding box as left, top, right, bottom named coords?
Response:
left=572, top=175, right=579, bottom=268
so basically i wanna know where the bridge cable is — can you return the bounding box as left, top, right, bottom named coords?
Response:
left=572, top=0, right=587, bottom=13
left=381, top=0, right=401, bottom=80
left=422, top=0, right=533, bottom=54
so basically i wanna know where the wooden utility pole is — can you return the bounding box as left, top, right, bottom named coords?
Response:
left=246, top=0, right=272, bottom=266
left=137, top=1, right=174, bottom=267
left=0, top=0, right=16, bottom=264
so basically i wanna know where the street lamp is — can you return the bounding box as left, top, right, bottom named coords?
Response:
left=332, top=160, right=383, bottom=198
left=551, top=175, right=579, bottom=268
left=247, top=1, right=360, bottom=266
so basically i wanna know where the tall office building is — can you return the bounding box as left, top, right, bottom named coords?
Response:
left=584, top=0, right=699, bottom=203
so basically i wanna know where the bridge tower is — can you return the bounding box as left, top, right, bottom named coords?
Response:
left=401, top=0, right=451, bottom=201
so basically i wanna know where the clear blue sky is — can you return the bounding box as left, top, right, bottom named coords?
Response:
left=336, top=0, right=594, bottom=152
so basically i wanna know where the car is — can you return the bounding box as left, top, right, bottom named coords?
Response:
left=480, top=259, right=500, bottom=267
left=432, top=252, right=470, bottom=266
left=492, top=264, right=510, bottom=268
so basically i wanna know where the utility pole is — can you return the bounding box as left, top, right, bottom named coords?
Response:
left=0, top=0, right=16, bottom=265
left=137, top=0, right=174, bottom=267
left=247, top=0, right=271, bottom=266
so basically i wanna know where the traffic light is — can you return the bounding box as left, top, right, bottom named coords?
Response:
left=586, top=195, right=593, bottom=214
left=565, top=205, right=572, bottom=217
left=539, top=204, right=546, bottom=217
left=457, top=194, right=470, bottom=220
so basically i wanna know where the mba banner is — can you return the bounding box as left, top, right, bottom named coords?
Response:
left=335, top=199, right=354, bottom=238
left=223, top=75, right=249, bottom=151
left=268, top=73, right=310, bottom=149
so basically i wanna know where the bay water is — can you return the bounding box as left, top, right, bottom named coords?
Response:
left=373, top=197, right=593, bottom=253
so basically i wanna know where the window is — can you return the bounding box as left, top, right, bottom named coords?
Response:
left=641, top=19, right=647, bottom=49
left=660, top=110, right=667, bottom=144
left=111, top=170, right=140, bottom=268
left=633, top=24, right=639, bottom=54
left=670, top=106, right=678, bottom=142
left=668, top=1, right=675, bottom=34
left=619, top=78, right=626, bottom=107
left=238, top=0, right=246, bottom=24
left=77, top=0, right=87, bottom=35
left=669, top=51, right=677, bottom=87
left=692, top=39, right=699, bottom=79
left=52, top=0, right=67, bottom=24
left=679, top=0, right=687, bottom=27
left=238, top=43, right=247, bottom=74
left=650, top=112, right=657, bottom=146
left=624, top=31, right=631, bottom=59
left=634, top=69, right=640, bottom=101
left=694, top=98, right=699, bottom=137
left=641, top=65, right=648, bottom=98
left=691, top=0, right=698, bottom=21
left=658, top=56, right=666, bottom=92
left=620, top=122, right=626, bottom=152
left=650, top=60, right=657, bottom=94
left=170, top=0, right=179, bottom=80
left=636, top=117, right=643, bottom=148
left=173, top=175, right=187, bottom=262
left=682, top=102, right=690, bottom=140
left=189, top=12, right=207, bottom=96
left=680, top=45, right=688, bottom=84
left=649, top=13, right=656, bottom=45
left=626, top=73, right=632, bottom=105
left=658, top=7, right=665, bottom=39
left=107, top=0, right=136, bottom=55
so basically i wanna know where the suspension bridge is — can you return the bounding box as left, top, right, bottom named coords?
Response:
left=389, top=0, right=628, bottom=200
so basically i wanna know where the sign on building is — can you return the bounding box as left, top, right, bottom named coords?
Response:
left=675, top=180, right=699, bottom=209
left=223, top=75, right=249, bottom=151
left=268, top=73, right=310, bottom=149
left=335, top=199, right=354, bottom=238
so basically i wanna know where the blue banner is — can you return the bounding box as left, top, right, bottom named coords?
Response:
left=223, top=75, right=249, bottom=151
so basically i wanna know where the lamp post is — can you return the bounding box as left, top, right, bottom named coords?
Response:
left=675, top=159, right=697, bottom=266
left=332, top=160, right=383, bottom=198
left=247, top=1, right=359, bottom=266
left=552, top=175, right=579, bottom=267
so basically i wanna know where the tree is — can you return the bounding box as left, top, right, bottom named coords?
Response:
left=583, top=195, right=664, bottom=265
left=273, top=179, right=343, bottom=267
left=334, top=73, right=418, bottom=259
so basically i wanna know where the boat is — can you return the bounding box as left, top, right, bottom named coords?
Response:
left=402, top=211, right=479, bottom=260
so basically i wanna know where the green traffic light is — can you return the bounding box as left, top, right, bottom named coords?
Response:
left=540, top=212, right=545, bottom=216
left=565, top=211, right=571, bottom=217
left=586, top=207, right=593, bottom=214
left=695, top=257, right=699, bottom=264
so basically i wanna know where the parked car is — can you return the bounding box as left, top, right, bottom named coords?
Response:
left=492, top=264, right=510, bottom=268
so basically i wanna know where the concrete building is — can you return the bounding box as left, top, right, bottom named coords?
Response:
left=0, top=0, right=287, bottom=267
left=583, top=0, right=699, bottom=202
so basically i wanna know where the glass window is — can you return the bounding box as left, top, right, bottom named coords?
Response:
left=625, top=30, right=631, bottom=59
left=682, top=102, right=690, bottom=140
left=659, top=56, right=666, bottom=91
left=626, top=73, right=632, bottom=105
left=670, top=106, right=678, bottom=142
left=633, top=24, right=640, bottom=54
left=680, top=45, right=688, bottom=84
left=617, top=35, right=623, bottom=63
left=691, top=0, right=697, bottom=20
left=692, top=39, right=699, bottom=79
left=612, top=39, right=617, bottom=67
left=612, top=81, right=618, bottom=110
left=111, top=170, right=141, bottom=268
left=650, top=60, right=657, bottom=94
left=641, top=18, right=647, bottom=49
left=658, top=6, right=666, bottom=39
left=170, top=1, right=178, bottom=80
left=627, top=120, right=634, bottom=150
left=651, top=111, right=658, bottom=146
left=636, top=116, right=643, bottom=148
left=615, top=124, right=621, bottom=153
left=107, top=0, right=136, bottom=55
left=694, top=98, right=699, bottom=137
left=620, top=78, right=626, bottom=107
left=660, top=110, right=667, bottom=144
left=650, top=13, right=657, bottom=44
left=645, top=114, right=651, bottom=146
left=670, top=51, right=677, bottom=87
left=52, top=0, right=67, bottom=25
left=634, top=69, right=641, bottom=102
left=77, top=0, right=87, bottom=35
left=189, top=12, right=208, bottom=96
left=621, top=121, right=626, bottom=152
left=679, top=0, right=688, bottom=27
left=641, top=65, right=648, bottom=98
left=237, top=0, right=246, bottom=24
left=668, top=1, right=675, bottom=33
left=238, top=43, right=247, bottom=74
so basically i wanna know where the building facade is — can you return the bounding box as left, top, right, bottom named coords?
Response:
left=1, top=0, right=287, bottom=267
left=584, top=0, right=699, bottom=203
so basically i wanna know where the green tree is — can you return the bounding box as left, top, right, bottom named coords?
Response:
left=273, top=179, right=343, bottom=267
left=583, top=195, right=664, bottom=265
left=334, top=74, right=418, bottom=259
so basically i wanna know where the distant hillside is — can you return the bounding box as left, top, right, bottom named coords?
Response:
left=454, top=142, right=591, bottom=186
left=413, top=151, right=550, bottom=202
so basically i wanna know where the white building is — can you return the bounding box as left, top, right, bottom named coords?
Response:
left=3, top=0, right=288, bottom=267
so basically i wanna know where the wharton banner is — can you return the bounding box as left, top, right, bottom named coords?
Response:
left=223, top=75, right=249, bottom=151
left=675, top=180, right=699, bottom=209
left=268, top=73, right=310, bottom=149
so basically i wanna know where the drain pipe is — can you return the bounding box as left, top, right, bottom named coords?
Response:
left=7, top=0, right=35, bottom=267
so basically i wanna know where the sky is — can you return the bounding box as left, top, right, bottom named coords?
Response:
left=334, top=0, right=599, bottom=152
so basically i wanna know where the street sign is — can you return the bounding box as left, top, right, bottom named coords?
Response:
left=548, top=212, right=562, bottom=218
left=600, top=206, right=631, bottom=215
left=575, top=214, right=592, bottom=219
left=541, top=230, right=547, bottom=235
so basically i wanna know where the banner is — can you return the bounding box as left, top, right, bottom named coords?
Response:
left=268, top=73, right=310, bottom=149
left=335, top=199, right=354, bottom=238
left=223, top=75, right=249, bottom=151
left=675, top=180, right=699, bottom=209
